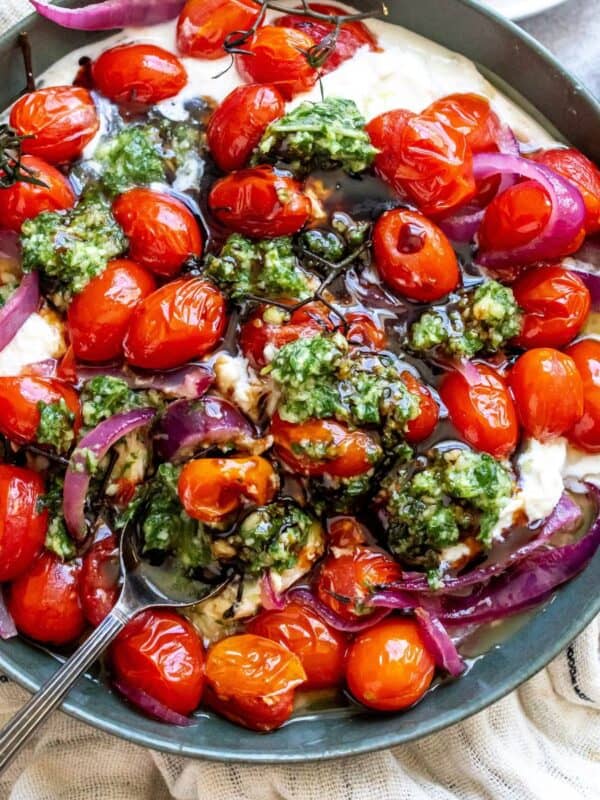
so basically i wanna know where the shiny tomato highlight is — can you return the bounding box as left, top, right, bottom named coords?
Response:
left=423, top=93, right=502, bottom=154
left=92, top=44, right=187, bottom=105
left=0, top=465, right=47, bottom=582
left=177, top=0, right=261, bottom=59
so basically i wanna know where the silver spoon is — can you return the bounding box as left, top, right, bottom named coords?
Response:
left=0, top=519, right=227, bottom=774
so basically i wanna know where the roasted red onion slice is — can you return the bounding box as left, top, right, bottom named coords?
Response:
left=286, top=587, right=391, bottom=632
left=260, top=570, right=286, bottom=611
left=64, top=408, right=156, bottom=540
left=0, top=589, right=17, bottom=640
left=76, top=363, right=214, bottom=400
left=30, top=0, right=186, bottom=30
left=113, top=679, right=195, bottom=726
left=414, top=607, right=465, bottom=676
left=0, top=273, right=40, bottom=353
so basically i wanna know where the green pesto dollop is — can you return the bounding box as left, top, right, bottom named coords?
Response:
left=80, top=376, right=161, bottom=431
left=254, top=97, right=377, bottom=175
left=36, top=399, right=76, bottom=453
left=407, top=280, right=522, bottom=359
left=299, top=213, right=370, bottom=272
left=94, top=125, right=166, bottom=196
left=38, top=476, right=76, bottom=560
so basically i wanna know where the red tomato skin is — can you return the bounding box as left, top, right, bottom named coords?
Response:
left=566, top=339, right=600, bottom=452
left=207, top=84, right=285, bottom=172
left=240, top=306, right=327, bottom=368
left=112, top=189, right=203, bottom=277
left=236, top=26, right=318, bottom=101
left=440, top=364, right=519, bottom=458
left=80, top=532, right=119, bottom=627
left=509, top=348, right=584, bottom=441
left=10, top=86, right=99, bottom=164
left=0, top=375, right=81, bottom=445
left=345, top=311, right=387, bottom=349
left=111, top=610, right=205, bottom=716
left=512, top=266, right=590, bottom=349
left=0, top=155, right=75, bottom=232
left=123, top=278, right=226, bottom=370
left=366, top=109, right=415, bottom=192
left=422, top=93, right=501, bottom=154
left=177, top=0, right=261, bottom=59
left=8, top=552, right=85, bottom=646
left=0, top=465, right=47, bottom=582
left=479, top=180, right=552, bottom=253
left=92, top=44, right=187, bottom=105
left=203, top=684, right=295, bottom=732
left=67, top=259, right=156, bottom=363
left=209, top=165, right=310, bottom=238
left=373, top=208, right=459, bottom=302
left=248, top=602, right=347, bottom=690
left=402, top=372, right=439, bottom=444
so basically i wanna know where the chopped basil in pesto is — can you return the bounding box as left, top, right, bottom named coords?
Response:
left=94, top=125, right=166, bottom=195
left=80, top=376, right=161, bottom=431
left=38, top=476, right=76, bottom=560
left=37, top=399, right=76, bottom=453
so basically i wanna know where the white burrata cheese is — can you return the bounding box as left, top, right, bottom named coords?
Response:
left=0, top=311, right=66, bottom=376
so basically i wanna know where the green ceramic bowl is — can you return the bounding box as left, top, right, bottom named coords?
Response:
left=0, top=0, right=598, bottom=763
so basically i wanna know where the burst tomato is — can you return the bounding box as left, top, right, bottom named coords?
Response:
left=509, top=347, right=584, bottom=440
left=423, top=93, right=502, bottom=154
left=111, top=610, right=205, bottom=716
left=240, top=304, right=330, bottom=368
left=236, top=26, right=318, bottom=100
left=0, top=465, right=47, bottom=582
left=177, top=0, right=261, bottom=58
left=0, top=155, right=75, bottom=232
left=80, top=529, right=119, bottom=627
left=8, top=552, right=85, bottom=646
left=204, top=633, right=306, bottom=731
left=440, top=363, right=518, bottom=458
left=207, top=84, right=285, bottom=172
left=402, top=372, right=439, bottom=444
left=123, top=278, right=226, bottom=370
left=0, top=375, right=80, bottom=445
left=566, top=339, right=600, bottom=452
left=512, top=266, right=590, bottom=349
left=346, top=618, right=435, bottom=711
left=248, top=602, right=347, bottom=690
left=366, top=108, right=415, bottom=192
left=345, top=311, right=387, bottom=349
left=67, top=259, right=156, bottom=363
left=92, top=44, right=187, bottom=105
left=112, top=189, right=203, bottom=277
left=373, top=208, right=459, bottom=302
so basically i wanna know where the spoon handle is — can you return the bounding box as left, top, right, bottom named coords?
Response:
left=0, top=604, right=131, bottom=775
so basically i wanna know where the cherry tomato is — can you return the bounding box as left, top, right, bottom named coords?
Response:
left=0, top=375, right=81, bottom=446
left=566, top=339, right=600, bottom=452
left=345, top=311, right=387, bottom=349
left=236, top=26, right=318, bottom=101
left=204, top=633, right=306, bottom=731
left=271, top=414, right=380, bottom=478
left=67, top=259, right=156, bottom=363
left=423, top=93, right=502, bottom=154
left=512, top=266, right=590, bottom=349
left=92, top=44, right=187, bottom=106
left=177, top=0, right=261, bottom=59
left=207, top=84, right=285, bottom=172
left=111, top=610, right=204, bottom=716
left=440, top=363, right=518, bottom=458
left=273, top=3, right=379, bottom=74
left=123, top=278, right=226, bottom=370
left=80, top=530, right=119, bottom=627
left=401, top=372, right=439, bottom=444
left=240, top=304, right=329, bottom=368
left=366, top=109, right=415, bottom=192
left=0, top=155, right=75, bottom=233
left=209, top=165, right=311, bottom=238
left=112, top=188, right=202, bottom=277
left=248, top=602, right=347, bottom=690
left=373, top=208, right=459, bottom=302
left=327, top=516, right=369, bottom=548
left=0, top=465, right=47, bottom=582
left=316, top=546, right=402, bottom=621
left=509, top=347, right=584, bottom=440
left=346, top=618, right=435, bottom=711
left=178, top=456, right=278, bottom=524
left=8, top=552, right=85, bottom=646
left=531, top=148, right=600, bottom=234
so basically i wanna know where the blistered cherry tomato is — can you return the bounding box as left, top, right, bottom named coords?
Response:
left=509, top=347, right=584, bottom=440
left=67, top=259, right=156, bottom=363
left=205, top=633, right=306, bottom=731
left=346, top=618, right=435, bottom=711
left=273, top=3, right=379, bottom=74
left=327, top=516, right=369, bottom=548
left=532, top=148, right=600, bottom=234
left=0, top=375, right=80, bottom=446
left=248, top=602, right=347, bottom=690
left=374, top=208, right=459, bottom=302
left=512, top=266, right=590, bottom=349
left=8, top=552, right=85, bottom=646
left=401, top=372, right=439, bottom=444
left=423, top=93, right=502, bottom=154
left=178, top=457, right=278, bottom=524
left=366, top=109, right=415, bottom=192
left=271, top=414, right=380, bottom=478
left=0, top=465, right=47, bottom=582
left=80, top=530, right=119, bottom=627
left=92, top=44, right=187, bottom=105
left=207, top=84, right=285, bottom=172
left=177, top=0, right=261, bottom=58
left=0, top=155, right=75, bottom=232
left=123, top=278, right=226, bottom=370
left=236, top=26, right=318, bottom=100
left=240, top=304, right=330, bottom=368
left=440, top=363, right=518, bottom=458
left=316, top=546, right=402, bottom=621
left=566, top=339, right=600, bottom=452
left=111, top=610, right=205, bottom=716
left=112, top=188, right=202, bottom=277
left=209, top=165, right=311, bottom=238
left=10, top=86, right=98, bottom=164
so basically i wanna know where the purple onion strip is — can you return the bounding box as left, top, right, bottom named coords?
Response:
left=30, top=0, right=186, bottom=31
